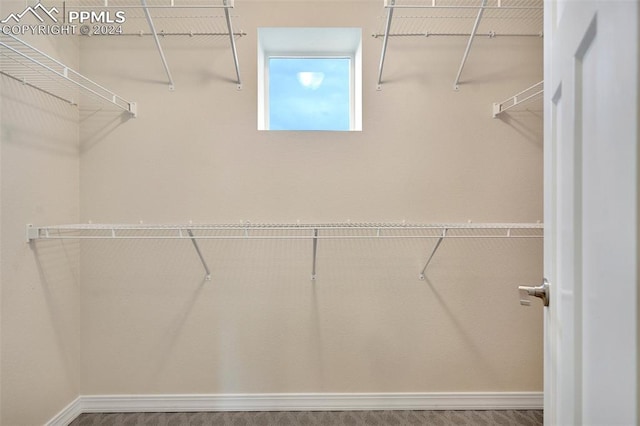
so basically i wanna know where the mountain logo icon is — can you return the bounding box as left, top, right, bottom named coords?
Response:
left=1, top=3, right=59, bottom=24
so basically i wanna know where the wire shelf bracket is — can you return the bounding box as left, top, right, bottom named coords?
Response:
left=311, top=228, right=319, bottom=281
left=38, top=0, right=243, bottom=89
left=187, top=228, right=212, bottom=281
left=0, top=34, right=137, bottom=116
left=223, top=0, right=242, bottom=89
left=375, top=0, right=543, bottom=90
left=26, top=222, right=543, bottom=281
left=453, top=0, right=487, bottom=91
left=376, top=0, right=395, bottom=90
left=492, top=80, right=543, bottom=117
left=419, top=227, right=446, bottom=280
left=138, top=0, right=241, bottom=90
left=141, top=0, right=175, bottom=90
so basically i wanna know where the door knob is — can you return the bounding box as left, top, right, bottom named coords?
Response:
left=519, top=278, right=549, bottom=307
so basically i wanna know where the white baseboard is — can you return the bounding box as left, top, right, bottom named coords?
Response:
left=46, top=397, right=83, bottom=426
left=48, top=392, right=543, bottom=425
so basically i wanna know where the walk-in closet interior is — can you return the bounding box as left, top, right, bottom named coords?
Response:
left=0, top=0, right=544, bottom=424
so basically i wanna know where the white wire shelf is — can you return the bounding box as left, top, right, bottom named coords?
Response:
left=36, top=0, right=243, bottom=89
left=492, top=80, right=543, bottom=117
left=26, top=222, right=543, bottom=241
left=375, top=0, right=543, bottom=90
left=104, top=15, right=246, bottom=38
left=26, top=222, right=542, bottom=281
left=43, top=0, right=235, bottom=8
left=37, top=0, right=244, bottom=36
left=375, top=0, right=543, bottom=38
left=0, top=34, right=137, bottom=115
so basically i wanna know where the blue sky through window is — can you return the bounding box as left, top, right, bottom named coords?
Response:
left=269, top=57, right=351, bottom=131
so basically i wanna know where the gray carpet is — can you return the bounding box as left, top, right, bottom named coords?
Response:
left=69, top=410, right=543, bottom=425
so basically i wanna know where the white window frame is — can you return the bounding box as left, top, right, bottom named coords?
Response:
left=258, top=27, right=362, bottom=131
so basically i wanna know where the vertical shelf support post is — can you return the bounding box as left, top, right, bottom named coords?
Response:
left=419, top=228, right=447, bottom=280
left=311, top=228, right=319, bottom=281
left=453, top=0, right=487, bottom=90
left=187, top=229, right=212, bottom=281
left=377, top=0, right=395, bottom=90
left=223, top=0, right=242, bottom=90
left=141, top=0, right=175, bottom=90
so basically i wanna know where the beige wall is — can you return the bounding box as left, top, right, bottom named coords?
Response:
left=77, top=1, right=543, bottom=396
left=1, top=0, right=543, bottom=422
left=0, top=1, right=82, bottom=423
left=80, top=3, right=543, bottom=225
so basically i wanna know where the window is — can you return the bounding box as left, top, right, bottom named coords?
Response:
left=269, top=57, right=351, bottom=131
left=258, top=28, right=362, bottom=131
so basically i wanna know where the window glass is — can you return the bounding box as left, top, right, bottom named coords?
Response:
left=268, top=57, right=351, bottom=131
left=257, top=27, right=362, bottom=131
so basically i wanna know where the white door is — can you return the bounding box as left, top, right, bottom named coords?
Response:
left=543, top=1, right=638, bottom=425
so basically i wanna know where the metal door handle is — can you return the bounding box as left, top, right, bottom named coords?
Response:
left=518, top=278, right=549, bottom=307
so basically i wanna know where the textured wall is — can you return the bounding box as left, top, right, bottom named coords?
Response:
left=76, top=0, right=544, bottom=397
left=0, top=1, right=81, bottom=422
left=0, top=1, right=544, bottom=420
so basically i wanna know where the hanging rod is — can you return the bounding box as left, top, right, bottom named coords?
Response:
left=384, top=5, right=542, bottom=10
left=492, top=80, right=543, bottom=117
left=40, top=0, right=235, bottom=9
left=26, top=222, right=543, bottom=242
left=0, top=34, right=137, bottom=116
left=114, top=31, right=246, bottom=37
left=381, top=0, right=542, bottom=10
left=372, top=32, right=542, bottom=38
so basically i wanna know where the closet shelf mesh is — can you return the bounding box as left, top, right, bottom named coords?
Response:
left=0, top=34, right=136, bottom=114
left=27, top=222, right=542, bottom=280
left=27, top=222, right=544, bottom=241
left=39, top=0, right=246, bottom=37
left=374, top=0, right=543, bottom=38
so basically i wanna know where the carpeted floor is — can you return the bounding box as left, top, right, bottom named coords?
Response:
left=69, top=409, right=543, bottom=425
